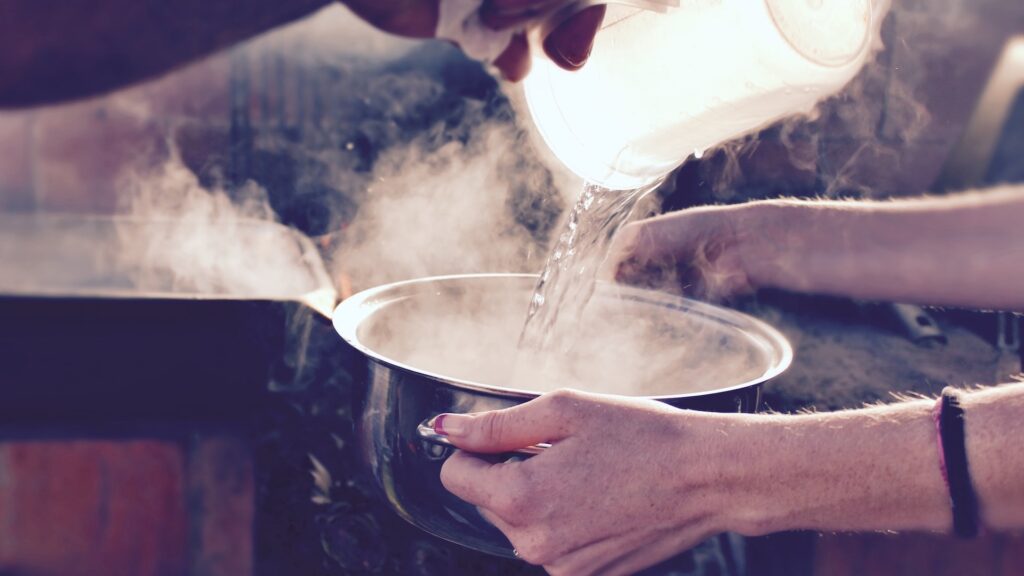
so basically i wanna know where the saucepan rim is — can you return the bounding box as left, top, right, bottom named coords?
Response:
left=333, top=273, right=793, bottom=400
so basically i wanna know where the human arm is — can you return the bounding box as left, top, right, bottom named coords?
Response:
left=438, top=383, right=1024, bottom=575
left=0, top=0, right=602, bottom=108
left=612, top=185, right=1024, bottom=310
left=0, top=0, right=330, bottom=108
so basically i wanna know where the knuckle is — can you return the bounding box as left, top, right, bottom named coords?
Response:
left=478, top=410, right=508, bottom=445
left=543, top=388, right=589, bottom=423
left=544, top=388, right=581, bottom=411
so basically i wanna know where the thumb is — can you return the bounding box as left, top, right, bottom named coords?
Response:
left=433, top=393, right=575, bottom=453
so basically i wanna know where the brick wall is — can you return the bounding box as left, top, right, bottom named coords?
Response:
left=0, top=437, right=253, bottom=576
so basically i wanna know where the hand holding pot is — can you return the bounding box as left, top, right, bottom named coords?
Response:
left=437, top=389, right=743, bottom=575
left=436, top=385, right=1024, bottom=575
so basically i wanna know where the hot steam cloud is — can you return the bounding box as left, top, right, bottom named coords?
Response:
left=66, top=0, right=1019, bottom=396
left=116, top=147, right=328, bottom=300
left=354, top=276, right=774, bottom=396
left=336, top=117, right=557, bottom=290
left=673, top=0, right=1016, bottom=204
left=109, top=4, right=571, bottom=300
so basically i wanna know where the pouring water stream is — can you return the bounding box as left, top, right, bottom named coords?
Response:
left=518, top=180, right=660, bottom=357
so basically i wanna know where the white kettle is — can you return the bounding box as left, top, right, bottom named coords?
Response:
left=523, top=0, right=876, bottom=190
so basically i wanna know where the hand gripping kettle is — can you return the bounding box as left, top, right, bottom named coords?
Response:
left=523, top=0, right=876, bottom=190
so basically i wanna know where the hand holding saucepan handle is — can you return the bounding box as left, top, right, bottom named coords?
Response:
left=428, top=388, right=748, bottom=575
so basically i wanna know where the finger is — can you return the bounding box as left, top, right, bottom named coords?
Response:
left=611, top=209, right=734, bottom=282
left=439, top=450, right=514, bottom=508
left=617, top=213, right=701, bottom=264
left=493, top=32, right=531, bottom=81
left=542, top=5, right=605, bottom=71
left=433, top=390, right=579, bottom=453
left=615, top=256, right=677, bottom=290
left=606, top=221, right=677, bottom=287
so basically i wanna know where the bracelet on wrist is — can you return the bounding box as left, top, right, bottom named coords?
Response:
left=932, top=387, right=981, bottom=538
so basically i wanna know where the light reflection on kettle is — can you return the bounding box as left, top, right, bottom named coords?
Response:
left=523, top=0, right=879, bottom=189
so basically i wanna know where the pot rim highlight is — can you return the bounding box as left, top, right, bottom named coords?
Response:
left=333, top=273, right=793, bottom=400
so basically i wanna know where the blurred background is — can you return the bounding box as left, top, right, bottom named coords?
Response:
left=0, top=1, right=1023, bottom=575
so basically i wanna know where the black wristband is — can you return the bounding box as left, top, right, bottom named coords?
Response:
left=938, top=387, right=980, bottom=538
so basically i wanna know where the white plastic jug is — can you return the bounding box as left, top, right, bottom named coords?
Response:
left=523, top=0, right=875, bottom=190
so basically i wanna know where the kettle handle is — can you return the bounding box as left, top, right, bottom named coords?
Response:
left=416, top=416, right=552, bottom=456
left=577, top=0, right=679, bottom=13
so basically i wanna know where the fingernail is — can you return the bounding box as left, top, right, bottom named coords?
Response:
left=543, top=32, right=589, bottom=70
left=542, top=5, right=604, bottom=71
left=433, top=413, right=468, bottom=436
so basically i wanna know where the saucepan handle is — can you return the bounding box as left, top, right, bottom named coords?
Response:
left=417, top=416, right=552, bottom=456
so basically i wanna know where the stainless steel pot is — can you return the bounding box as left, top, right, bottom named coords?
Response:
left=333, top=273, right=792, bottom=557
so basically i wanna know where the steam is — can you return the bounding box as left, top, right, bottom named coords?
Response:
left=102, top=4, right=570, bottom=305
left=629, top=0, right=1013, bottom=301
left=687, top=0, right=988, bottom=202
left=354, top=277, right=773, bottom=396
left=25, top=0, right=1003, bottom=398
left=105, top=0, right=823, bottom=392
left=115, top=147, right=329, bottom=302
left=335, top=115, right=557, bottom=291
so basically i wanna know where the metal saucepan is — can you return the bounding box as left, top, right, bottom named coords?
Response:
left=333, top=273, right=792, bottom=557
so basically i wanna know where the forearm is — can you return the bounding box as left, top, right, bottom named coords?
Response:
left=961, top=384, right=1024, bottom=530
left=0, top=0, right=329, bottom=108
left=717, top=382, right=1024, bottom=536
left=745, top=186, right=1024, bottom=310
